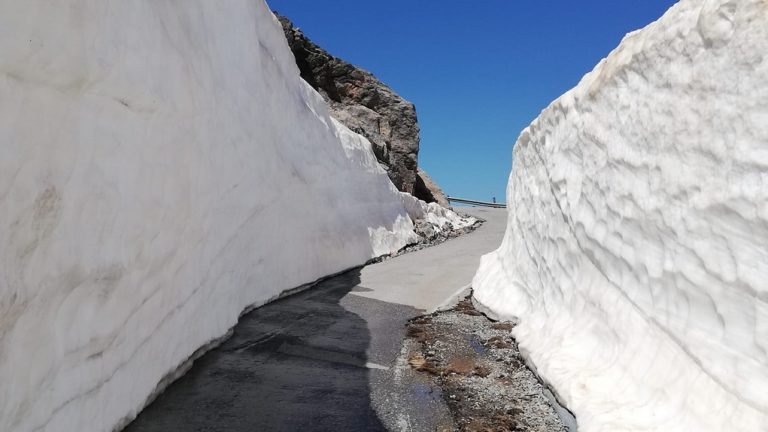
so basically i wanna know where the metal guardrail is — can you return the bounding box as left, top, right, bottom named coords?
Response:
left=447, top=197, right=506, bottom=209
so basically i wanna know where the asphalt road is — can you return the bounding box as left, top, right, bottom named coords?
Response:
left=125, top=207, right=507, bottom=432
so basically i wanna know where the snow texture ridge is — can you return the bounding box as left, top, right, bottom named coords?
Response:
left=400, top=192, right=477, bottom=232
left=472, top=0, right=768, bottom=430
left=0, top=2, right=418, bottom=431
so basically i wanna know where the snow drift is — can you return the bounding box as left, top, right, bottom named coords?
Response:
left=0, top=1, right=422, bottom=431
left=400, top=192, right=476, bottom=232
left=473, top=0, right=768, bottom=430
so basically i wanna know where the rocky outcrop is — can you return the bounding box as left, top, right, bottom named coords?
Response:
left=415, top=168, right=450, bottom=208
left=277, top=15, right=443, bottom=202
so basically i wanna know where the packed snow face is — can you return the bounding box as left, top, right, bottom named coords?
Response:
left=473, top=0, right=768, bottom=431
left=0, top=2, right=419, bottom=431
left=400, top=192, right=477, bottom=232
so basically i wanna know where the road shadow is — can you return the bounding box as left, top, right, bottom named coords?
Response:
left=125, top=268, right=386, bottom=432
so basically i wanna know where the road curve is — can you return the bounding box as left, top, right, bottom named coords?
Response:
left=125, top=207, right=507, bottom=432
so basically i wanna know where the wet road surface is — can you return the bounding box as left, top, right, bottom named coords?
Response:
left=125, top=208, right=506, bottom=431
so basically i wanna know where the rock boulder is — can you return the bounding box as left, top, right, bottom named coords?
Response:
left=277, top=14, right=445, bottom=203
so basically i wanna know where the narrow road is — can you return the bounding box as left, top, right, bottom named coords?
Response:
left=125, top=207, right=507, bottom=432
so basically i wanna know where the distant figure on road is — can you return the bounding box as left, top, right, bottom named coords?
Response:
left=492, top=197, right=496, bottom=204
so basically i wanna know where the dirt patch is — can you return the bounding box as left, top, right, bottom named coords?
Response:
left=402, top=297, right=567, bottom=432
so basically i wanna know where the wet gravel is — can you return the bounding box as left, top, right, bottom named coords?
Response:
left=402, top=297, right=568, bottom=432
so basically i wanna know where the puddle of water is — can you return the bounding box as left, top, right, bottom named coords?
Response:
left=412, top=382, right=439, bottom=402
left=467, top=336, right=486, bottom=354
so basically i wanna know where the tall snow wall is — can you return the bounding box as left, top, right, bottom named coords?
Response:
left=0, top=1, right=418, bottom=431
left=473, top=0, right=768, bottom=430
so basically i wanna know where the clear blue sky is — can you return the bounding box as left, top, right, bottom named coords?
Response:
left=267, top=1, right=679, bottom=203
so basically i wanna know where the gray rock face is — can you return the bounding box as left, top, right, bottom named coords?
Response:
left=415, top=168, right=450, bottom=208
left=277, top=14, right=423, bottom=195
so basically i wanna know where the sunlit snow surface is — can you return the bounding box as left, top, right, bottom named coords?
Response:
left=473, top=0, right=768, bottom=430
left=0, top=2, right=421, bottom=431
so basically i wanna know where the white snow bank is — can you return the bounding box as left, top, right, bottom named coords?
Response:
left=401, top=192, right=477, bottom=231
left=473, top=0, right=768, bottom=430
left=0, top=2, right=417, bottom=431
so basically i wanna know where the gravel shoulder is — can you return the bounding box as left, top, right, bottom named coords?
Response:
left=402, top=296, right=571, bottom=432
